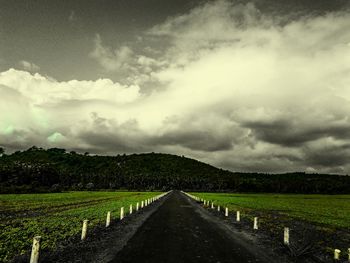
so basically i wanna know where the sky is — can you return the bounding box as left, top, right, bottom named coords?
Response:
left=1, top=0, right=350, bottom=174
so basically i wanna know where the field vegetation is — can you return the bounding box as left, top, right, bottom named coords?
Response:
left=0, top=191, right=160, bottom=262
left=190, top=193, right=350, bottom=228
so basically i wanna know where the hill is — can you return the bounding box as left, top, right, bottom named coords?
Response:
left=0, top=147, right=349, bottom=194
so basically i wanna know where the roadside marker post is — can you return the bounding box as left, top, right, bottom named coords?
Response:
left=348, top=248, right=350, bottom=261
left=334, top=249, right=341, bottom=260
left=136, top=202, right=139, bottom=211
left=141, top=200, right=144, bottom=208
left=30, top=236, right=41, bottom=263
left=120, top=207, right=124, bottom=220
left=225, top=207, right=228, bottom=217
left=217, top=205, right=220, bottom=212
left=283, top=227, right=289, bottom=245
left=81, top=220, right=89, bottom=240
left=130, top=204, right=133, bottom=214
left=253, top=217, right=258, bottom=230
left=106, top=211, right=111, bottom=227
left=236, top=211, right=240, bottom=222
left=211, top=202, right=214, bottom=209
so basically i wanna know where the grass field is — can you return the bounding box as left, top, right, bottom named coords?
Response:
left=0, top=191, right=161, bottom=262
left=190, top=193, right=350, bottom=229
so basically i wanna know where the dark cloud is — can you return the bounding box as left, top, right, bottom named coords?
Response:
left=244, top=120, right=350, bottom=147
left=154, top=130, right=234, bottom=152
left=304, top=143, right=350, bottom=167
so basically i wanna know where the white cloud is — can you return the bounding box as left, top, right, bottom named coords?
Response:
left=18, top=60, right=40, bottom=72
left=89, top=34, right=134, bottom=72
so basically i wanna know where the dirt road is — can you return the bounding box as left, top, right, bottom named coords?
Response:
left=110, top=191, right=275, bottom=263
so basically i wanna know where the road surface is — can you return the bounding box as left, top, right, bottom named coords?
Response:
left=110, top=191, right=272, bottom=263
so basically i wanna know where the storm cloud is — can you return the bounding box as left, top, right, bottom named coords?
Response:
left=1, top=0, right=350, bottom=174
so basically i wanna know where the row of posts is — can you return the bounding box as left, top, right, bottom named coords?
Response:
left=183, top=192, right=350, bottom=262
left=30, top=191, right=171, bottom=263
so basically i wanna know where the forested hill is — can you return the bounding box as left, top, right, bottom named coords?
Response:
left=0, top=147, right=349, bottom=194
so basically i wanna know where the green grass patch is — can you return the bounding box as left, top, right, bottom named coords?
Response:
left=190, top=193, right=350, bottom=229
left=0, top=191, right=161, bottom=262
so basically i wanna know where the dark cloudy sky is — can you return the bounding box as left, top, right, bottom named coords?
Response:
left=1, top=0, right=350, bottom=174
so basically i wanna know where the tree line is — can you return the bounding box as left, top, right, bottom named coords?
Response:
left=0, top=146, right=349, bottom=194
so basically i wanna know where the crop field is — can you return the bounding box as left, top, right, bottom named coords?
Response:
left=0, top=191, right=161, bottom=262
left=190, top=193, right=350, bottom=229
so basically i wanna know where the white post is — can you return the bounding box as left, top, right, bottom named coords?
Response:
left=136, top=202, right=139, bottom=211
left=236, top=211, right=240, bottom=222
left=141, top=200, right=144, bottom=208
left=130, top=204, right=133, bottom=214
left=217, top=205, right=220, bottom=212
left=106, top=211, right=111, bottom=227
left=253, top=217, right=258, bottom=230
left=334, top=249, right=341, bottom=260
left=30, top=236, right=41, bottom=263
left=81, top=220, right=88, bottom=240
left=284, top=227, right=289, bottom=245
left=120, top=207, right=124, bottom=220
left=211, top=202, right=214, bottom=209
left=348, top=248, right=350, bottom=262
left=225, top=207, right=228, bottom=217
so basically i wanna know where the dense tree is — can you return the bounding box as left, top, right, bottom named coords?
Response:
left=0, top=147, right=349, bottom=194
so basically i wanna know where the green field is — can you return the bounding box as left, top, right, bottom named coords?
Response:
left=0, top=191, right=161, bottom=262
left=190, top=193, right=350, bottom=229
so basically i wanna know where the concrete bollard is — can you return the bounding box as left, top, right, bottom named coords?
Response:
left=334, top=249, right=341, bottom=260
left=217, top=205, right=220, bottom=212
left=106, top=211, right=111, bottom=227
left=30, top=236, right=41, bottom=263
left=253, top=217, right=258, bottom=230
left=81, top=220, right=89, bottom=240
left=130, top=204, right=133, bottom=214
left=120, top=207, right=124, bottom=220
left=225, top=207, right=228, bottom=217
left=136, top=202, right=139, bottom=211
left=141, top=200, right=144, bottom=208
left=236, top=211, right=240, bottom=222
left=284, top=227, right=289, bottom=245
